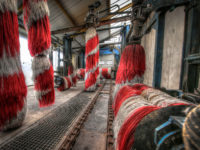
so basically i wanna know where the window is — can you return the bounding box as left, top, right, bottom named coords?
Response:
left=20, top=36, right=33, bottom=86
left=99, top=61, right=105, bottom=65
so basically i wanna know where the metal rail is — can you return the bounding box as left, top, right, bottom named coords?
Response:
left=58, top=81, right=107, bottom=150
left=106, top=80, right=115, bottom=150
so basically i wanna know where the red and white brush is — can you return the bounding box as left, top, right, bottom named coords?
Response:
left=77, top=68, right=85, bottom=80
left=68, top=65, right=77, bottom=86
left=113, top=44, right=146, bottom=98
left=85, top=27, right=99, bottom=91
left=100, top=68, right=112, bottom=79
left=57, top=76, right=72, bottom=91
left=23, top=0, right=55, bottom=107
left=0, top=0, right=27, bottom=130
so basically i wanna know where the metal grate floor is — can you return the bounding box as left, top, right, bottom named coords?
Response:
left=0, top=92, right=91, bottom=150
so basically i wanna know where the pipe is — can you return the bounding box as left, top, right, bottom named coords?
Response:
left=69, top=25, right=123, bottom=37
left=72, top=42, right=121, bottom=50
left=51, top=16, right=131, bottom=35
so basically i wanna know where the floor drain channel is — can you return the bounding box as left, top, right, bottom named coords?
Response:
left=0, top=92, right=91, bottom=150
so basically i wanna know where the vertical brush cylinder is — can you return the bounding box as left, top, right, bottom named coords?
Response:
left=85, top=27, right=99, bottom=91
left=68, top=65, right=77, bottom=86
left=23, top=0, right=55, bottom=107
left=0, top=0, right=27, bottom=130
left=113, top=45, right=146, bottom=98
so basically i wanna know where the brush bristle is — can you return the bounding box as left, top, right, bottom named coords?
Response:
left=23, top=0, right=55, bottom=107
left=85, top=27, right=99, bottom=91
left=0, top=0, right=27, bottom=129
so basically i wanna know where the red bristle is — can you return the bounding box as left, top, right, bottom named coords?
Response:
left=132, top=83, right=149, bottom=91
left=85, top=35, right=99, bottom=56
left=117, top=106, right=161, bottom=150
left=23, top=0, right=51, bottom=56
left=23, top=0, right=55, bottom=107
left=101, top=68, right=111, bottom=79
left=85, top=53, right=99, bottom=72
left=34, top=65, right=55, bottom=107
left=116, top=44, right=146, bottom=84
left=85, top=28, right=99, bottom=91
left=113, top=86, right=141, bottom=117
left=68, top=65, right=77, bottom=86
left=113, top=84, right=149, bottom=116
left=57, top=76, right=72, bottom=91
left=80, top=69, right=85, bottom=79
left=34, top=65, right=54, bottom=90
left=0, top=12, right=20, bottom=57
left=0, top=4, right=27, bottom=129
left=39, top=88, right=55, bottom=107
left=28, top=16, right=51, bottom=56
left=77, top=69, right=85, bottom=79
left=72, top=76, right=77, bottom=85
left=68, top=65, right=73, bottom=76
left=85, top=68, right=99, bottom=90
left=0, top=72, right=27, bottom=128
left=169, top=103, right=190, bottom=106
left=65, top=76, right=72, bottom=89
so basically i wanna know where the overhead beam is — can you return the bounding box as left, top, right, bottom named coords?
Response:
left=71, top=29, right=121, bottom=50
left=68, top=25, right=123, bottom=37
left=72, top=42, right=121, bottom=50
left=51, top=15, right=131, bottom=34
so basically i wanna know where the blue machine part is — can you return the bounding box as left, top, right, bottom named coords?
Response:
left=156, top=130, right=181, bottom=150
left=154, top=116, right=186, bottom=150
left=100, top=47, right=120, bottom=55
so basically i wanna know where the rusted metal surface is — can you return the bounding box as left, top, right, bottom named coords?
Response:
left=58, top=81, right=107, bottom=150
left=106, top=80, right=114, bottom=150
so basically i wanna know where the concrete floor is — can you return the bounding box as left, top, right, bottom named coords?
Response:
left=73, top=84, right=110, bottom=150
left=0, top=81, right=85, bottom=144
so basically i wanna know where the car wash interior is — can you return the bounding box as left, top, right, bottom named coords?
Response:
left=0, top=0, right=200, bottom=150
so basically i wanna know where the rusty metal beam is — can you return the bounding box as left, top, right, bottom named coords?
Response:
left=72, top=42, right=121, bottom=50
left=51, top=15, right=131, bottom=34
left=67, top=25, right=123, bottom=37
